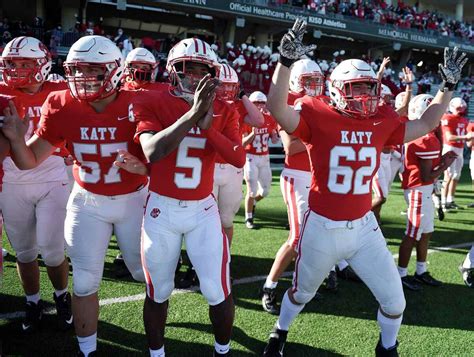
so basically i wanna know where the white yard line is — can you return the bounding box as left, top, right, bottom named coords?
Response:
left=1, top=242, right=472, bottom=321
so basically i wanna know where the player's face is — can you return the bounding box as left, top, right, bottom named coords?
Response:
left=129, top=63, right=153, bottom=83
left=68, top=64, right=105, bottom=97
left=344, top=81, right=379, bottom=116
left=178, top=61, right=211, bottom=94
left=300, top=74, right=323, bottom=97
left=216, top=82, right=238, bottom=102
left=2, top=58, right=38, bottom=87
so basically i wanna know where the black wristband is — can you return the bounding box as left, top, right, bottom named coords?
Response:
left=440, top=80, right=456, bottom=92
left=279, top=55, right=295, bottom=68
left=238, top=90, right=246, bottom=99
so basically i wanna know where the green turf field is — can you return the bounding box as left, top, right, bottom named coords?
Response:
left=1, top=169, right=474, bottom=356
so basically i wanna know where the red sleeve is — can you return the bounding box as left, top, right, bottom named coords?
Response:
left=205, top=107, right=245, bottom=168
left=290, top=97, right=312, bottom=143
left=35, top=92, right=65, bottom=147
left=132, top=95, right=164, bottom=143
left=414, top=137, right=439, bottom=160
left=241, top=122, right=252, bottom=135
left=385, top=122, right=406, bottom=146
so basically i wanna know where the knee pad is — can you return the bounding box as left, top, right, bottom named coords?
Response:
left=151, top=281, right=174, bottom=303
left=380, top=295, right=406, bottom=317
left=199, top=278, right=226, bottom=306
left=292, top=288, right=317, bottom=305
left=73, top=268, right=101, bottom=297
left=219, top=209, right=235, bottom=229
left=41, top=247, right=66, bottom=268
left=15, top=247, right=38, bottom=264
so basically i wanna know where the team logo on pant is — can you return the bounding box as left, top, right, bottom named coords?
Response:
left=150, top=208, right=161, bottom=218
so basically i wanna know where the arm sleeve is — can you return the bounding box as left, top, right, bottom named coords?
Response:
left=414, top=137, right=439, bottom=160
left=205, top=109, right=246, bottom=168
left=132, top=95, right=164, bottom=143
left=288, top=97, right=312, bottom=143
left=35, top=93, right=65, bottom=147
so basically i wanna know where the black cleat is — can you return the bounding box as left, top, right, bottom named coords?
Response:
left=414, top=272, right=442, bottom=287
left=436, top=205, right=445, bottom=221
left=375, top=337, right=399, bottom=357
left=458, top=265, right=473, bottom=288
left=54, top=291, right=73, bottom=331
left=22, top=300, right=43, bottom=333
left=337, top=266, right=362, bottom=282
left=263, top=325, right=288, bottom=357
left=260, top=287, right=279, bottom=315
left=401, top=276, right=422, bottom=291
left=113, top=253, right=124, bottom=265
left=445, top=201, right=461, bottom=210
left=245, top=218, right=256, bottom=229
left=325, top=270, right=338, bottom=292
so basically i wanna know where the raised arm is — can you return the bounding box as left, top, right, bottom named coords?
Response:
left=2, top=101, right=55, bottom=169
left=140, top=75, right=218, bottom=162
left=404, top=47, right=468, bottom=143
left=241, top=95, right=264, bottom=127
left=267, top=19, right=316, bottom=134
left=395, top=67, right=414, bottom=117
left=377, top=57, right=390, bottom=81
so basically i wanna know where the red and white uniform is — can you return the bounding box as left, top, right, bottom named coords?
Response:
left=243, top=113, right=276, bottom=198
left=468, top=121, right=474, bottom=180
left=389, top=116, right=409, bottom=185
left=133, top=90, right=245, bottom=305
left=0, top=81, right=70, bottom=268
left=121, top=81, right=168, bottom=92
left=36, top=89, right=148, bottom=295
left=372, top=148, right=392, bottom=199
left=280, top=91, right=311, bottom=248
left=288, top=96, right=406, bottom=318
left=213, top=100, right=248, bottom=228
left=402, top=132, right=441, bottom=240
left=441, top=113, right=469, bottom=180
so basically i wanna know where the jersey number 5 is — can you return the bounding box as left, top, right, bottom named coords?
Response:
left=175, top=137, right=206, bottom=189
left=328, top=146, right=377, bottom=194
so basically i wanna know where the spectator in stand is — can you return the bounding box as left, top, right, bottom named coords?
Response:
left=114, top=28, right=127, bottom=46
left=122, top=35, right=134, bottom=58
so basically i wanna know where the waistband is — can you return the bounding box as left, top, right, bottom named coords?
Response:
left=311, top=210, right=372, bottom=230
left=72, top=183, right=147, bottom=201
left=148, top=191, right=214, bottom=208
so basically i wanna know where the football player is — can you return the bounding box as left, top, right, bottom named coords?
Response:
left=440, top=97, right=471, bottom=210
left=371, top=68, right=413, bottom=223
left=262, top=19, right=466, bottom=356
left=242, top=91, right=279, bottom=229
left=397, top=94, right=457, bottom=291
left=132, top=38, right=245, bottom=357
left=2, top=36, right=147, bottom=356
left=261, top=58, right=324, bottom=314
left=214, top=63, right=264, bottom=245
left=0, top=36, right=72, bottom=333
left=122, top=47, right=166, bottom=92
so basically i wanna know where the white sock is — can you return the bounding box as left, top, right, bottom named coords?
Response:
left=214, top=341, right=230, bottom=355
left=245, top=212, right=253, bottom=220
left=149, top=346, right=165, bottom=357
left=416, top=261, right=427, bottom=275
left=377, top=309, right=402, bottom=349
left=397, top=266, right=407, bottom=278
left=441, top=196, right=446, bottom=205
left=337, top=260, right=349, bottom=271
left=77, top=333, right=97, bottom=356
left=447, top=195, right=453, bottom=203
left=432, top=195, right=440, bottom=208
left=54, top=287, right=68, bottom=298
left=276, top=291, right=305, bottom=331
left=26, top=292, right=40, bottom=304
left=264, top=278, right=278, bottom=289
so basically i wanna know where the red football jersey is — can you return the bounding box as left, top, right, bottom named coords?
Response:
left=402, top=132, right=441, bottom=189
left=36, top=89, right=148, bottom=196
left=0, top=81, right=69, bottom=157
left=292, top=96, right=406, bottom=220
left=122, top=81, right=169, bottom=92
left=282, top=91, right=310, bottom=172
left=215, top=100, right=248, bottom=164
left=133, top=91, right=244, bottom=200
left=441, top=113, right=469, bottom=148
left=242, top=113, right=276, bottom=156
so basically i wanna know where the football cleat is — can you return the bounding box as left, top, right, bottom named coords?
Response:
left=263, top=325, right=288, bottom=357
left=54, top=291, right=73, bottom=331
left=245, top=218, right=256, bottom=229
left=414, top=272, right=443, bottom=287
left=22, top=300, right=43, bottom=333
left=401, top=276, right=422, bottom=291
left=2, top=248, right=8, bottom=258
left=375, top=336, right=399, bottom=357
left=436, top=205, right=445, bottom=221
left=260, top=287, right=279, bottom=315
left=445, top=202, right=461, bottom=210
left=325, top=270, right=338, bottom=292
left=458, top=265, right=473, bottom=288
left=337, top=266, right=362, bottom=282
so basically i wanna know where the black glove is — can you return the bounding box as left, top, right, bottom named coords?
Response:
left=279, top=18, right=317, bottom=68
left=438, top=47, right=468, bottom=91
